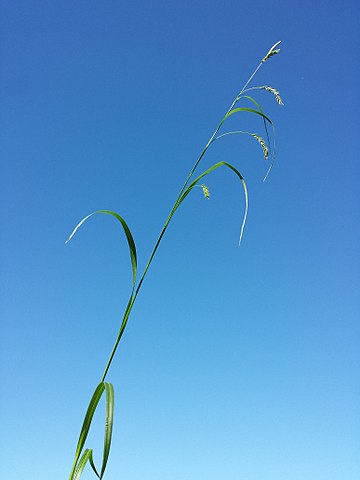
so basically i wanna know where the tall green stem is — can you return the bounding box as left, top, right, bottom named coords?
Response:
left=100, top=56, right=267, bottom=382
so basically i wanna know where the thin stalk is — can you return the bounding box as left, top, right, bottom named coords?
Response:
left=241, top=86, right=264, bottom=94
left=215, top=130, right=253, bottom=140
left=100, top=54, right=268, bottom=382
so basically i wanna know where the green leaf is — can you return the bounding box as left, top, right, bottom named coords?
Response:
left=100, top=383, right=115, bottom=478
left=65, top=210, right=137, bottom=288
left=69, top=383, right=105, bottom=480
left=225, top=107, right=272, bottom=125
left=177, top=161, right=248, bottom=244
left=238, top=95, right=264, bottom=112
left=68, top=382, right=115, bottom=480
left=72, top=449, right=97, bottom=480
left=89, top=452, right=101, bottom=478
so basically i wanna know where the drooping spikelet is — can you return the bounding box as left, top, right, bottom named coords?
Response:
left=251, top=134, right=269, bottom=159
left=201, top=184, right=210, bottom=199
left=262, top=86, right=284, bottom=106
left=262, top=41, right=281, bottom=63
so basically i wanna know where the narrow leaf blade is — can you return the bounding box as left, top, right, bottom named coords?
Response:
left=100, top=382, right=115, bottom=478
left=177, top=161, right=249, bottom=244
left=239, top=95, right=264, bottom=112
left=72, top=449, right=95, bottom=480
left=225, top=107, right=272, bottom=124
left=66, top=210, right=137, bottom=287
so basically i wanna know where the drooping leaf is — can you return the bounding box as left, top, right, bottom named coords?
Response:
left=176, top=161, right=248, bottom=244
left=237, top=95, right=264, bottom=112
left=224, top=107, right=272, bottom=125
left=65, top=210, right=137, bottom=288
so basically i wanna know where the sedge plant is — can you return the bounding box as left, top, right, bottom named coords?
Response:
left=66, top=41, right=283, bottom=479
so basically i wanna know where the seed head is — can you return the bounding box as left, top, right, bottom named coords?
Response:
left=201, top=184, right=210, bottom=199
left=251, top=134, right=269, bottom=159
left=262, top=86, right=284, bottom=106
left=262, top=41, right=281, bottom=63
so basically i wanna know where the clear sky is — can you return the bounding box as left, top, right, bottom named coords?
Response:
left=1, top=1, right=359, bottom=479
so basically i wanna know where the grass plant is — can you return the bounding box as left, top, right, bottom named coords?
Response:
left=66, top=41, right=283, bottom=479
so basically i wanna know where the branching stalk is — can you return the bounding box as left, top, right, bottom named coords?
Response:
left=67, top=41, right=283, bottom=479
left=101, top=46, right=280, bottom=382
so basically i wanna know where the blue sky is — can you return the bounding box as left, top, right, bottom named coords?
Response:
left=1, top=1, right=359, bottom=479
